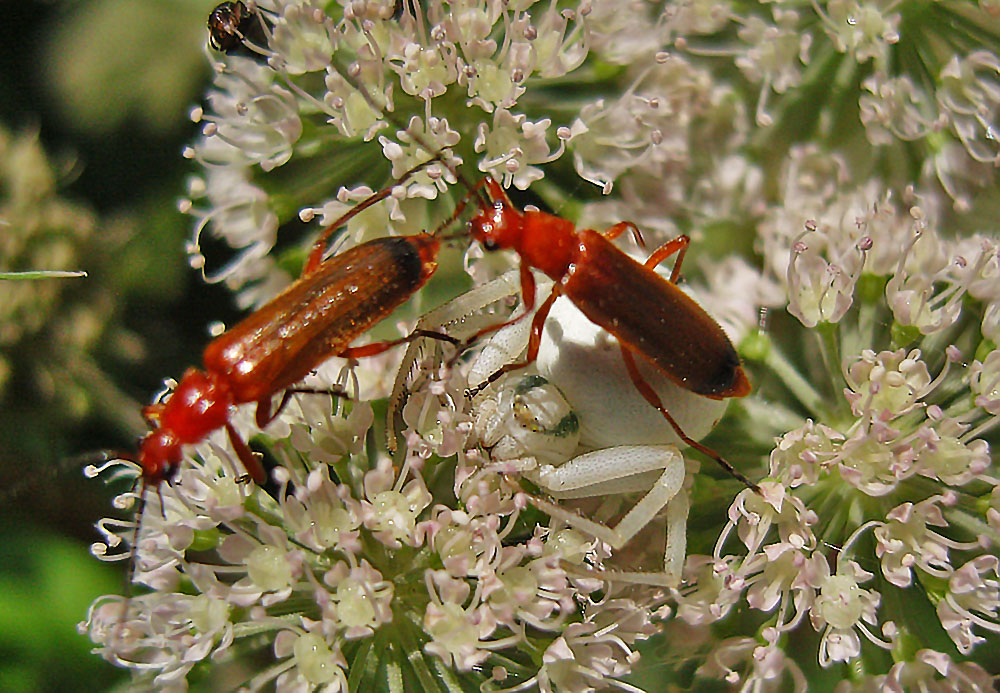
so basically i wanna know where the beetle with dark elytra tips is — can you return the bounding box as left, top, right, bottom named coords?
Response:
left=130, top=155, right=459, bottom=493
left=449, top=177, right=757, bottom=490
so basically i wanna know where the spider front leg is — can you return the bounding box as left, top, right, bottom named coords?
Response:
left=472, top=369, right=694, bottom=587
left=527, top=445, right=690, bottom=587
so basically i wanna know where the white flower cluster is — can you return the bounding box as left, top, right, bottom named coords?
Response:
left=638, top=156, right=999, bottom=687
left=181, top=0, right=999, bottom=300
left=83, top=363, right=662, bottom=691
left=84, top=0, right=1000, bottom=689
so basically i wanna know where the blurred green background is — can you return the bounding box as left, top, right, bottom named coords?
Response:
left=0, top=2, right=248, bottom=690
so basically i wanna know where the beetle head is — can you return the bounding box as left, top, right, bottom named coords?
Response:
left=468, top=178, right=524, bottom=253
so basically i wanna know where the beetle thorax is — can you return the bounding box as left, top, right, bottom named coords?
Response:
left=159, top=369, right=234, bottom=441
left=137, top=369, right=235, bottom=483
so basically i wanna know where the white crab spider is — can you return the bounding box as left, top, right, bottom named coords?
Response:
left=470, top=294, right=729, bottom=587
left=387, top=270, right=734, bottom=586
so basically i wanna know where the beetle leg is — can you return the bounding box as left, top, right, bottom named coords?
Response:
left=465, top=263, right=538, bottom=345
left=338, top=328, right=459, bottom=360
left=465, top=284, right=560, bottom=398
left=619, top=344, right=759, bottom=492
left=644, top=234, right=691, bottom=283
left=601, top=221, right=645, bottom=250
left=224, top=421, right=266, bottom=485
left=254, top=386, right=353, bottom=431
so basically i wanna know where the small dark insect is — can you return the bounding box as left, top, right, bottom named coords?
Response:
left=207, top=1, right=269, bottom=56
left=392, top=0, right=415, bottom=20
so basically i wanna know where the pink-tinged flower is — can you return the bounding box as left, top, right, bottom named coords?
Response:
left=810, top=559, right=884, bottom=666
left=675, top=555, right=743, bottom=626
left=768, top=420, right=845, bottom=488
left=969, top=349, right=1000, bottom=416
left=937, top=52, right=1000, bottom=165
left=844, top=349, right=932, bottom=420
left=524, top=598, right=660, bottom=693
left=281, top=470, right=364, bottom=556
left=720, top=483, right=817, bottom=558
left=859, top=75, right=937, bottom=146
left=474, top=109, right=567, bottom=190
left=874, top=497, right=969, bottom=588
left=912, top=417, right=991, bottom=485
left=786, top=229, right=868, bottom=327
left=818, top=0, right=900, bottom=65
left=744, top=543, right=823, bottom=620
left=273, top=630, right=348, bottom=691
left=84, top=593, right=234, bottom=687
left=321, top=560, right=394, bottom=639
left=698, top=637, right=808, bottom=691
left=885, top=230, right=965, bottom=335
left=422, top=570, right=507, bottom=671
left=360, top=456, right=433, bottom=548
left=833, top=423, right=915, bottom=496
left=937, top=555, right=1000, bottom=654
left=881, top=649, right=996, bottom=693
left=734, top=7, right=812, bottom=126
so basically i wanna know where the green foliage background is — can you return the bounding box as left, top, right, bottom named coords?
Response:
left=0, top=2, right=243, bottom=690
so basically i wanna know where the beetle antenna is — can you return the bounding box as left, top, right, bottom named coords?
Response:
left=323, top=62, right=493, bottom=211
left=302, top=153, right=445, bottom=272
left=428, top=177, right=492, bottom=239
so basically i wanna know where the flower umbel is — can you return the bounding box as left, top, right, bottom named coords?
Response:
left=85, top=0, right=1000, bottom=690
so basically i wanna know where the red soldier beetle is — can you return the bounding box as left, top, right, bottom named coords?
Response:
left=127, top=154, right=458, bottom=491
left=106, top=153, right=470, bottom=638
left=448, top=177, right=757, bottom=491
